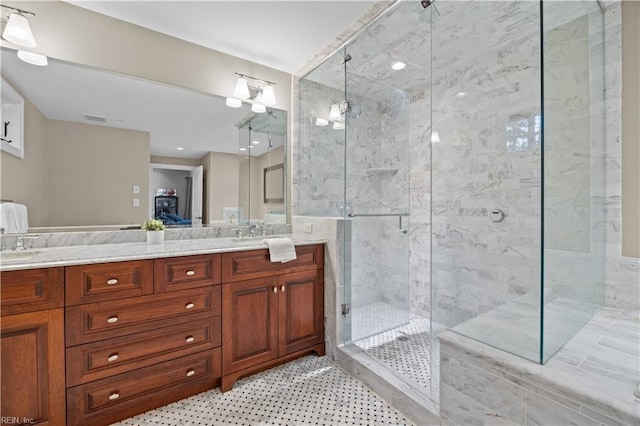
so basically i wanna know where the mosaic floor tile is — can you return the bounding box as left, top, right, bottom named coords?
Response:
left=114, top=355, right=414, bottom=426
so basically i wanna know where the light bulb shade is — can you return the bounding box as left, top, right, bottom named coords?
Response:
left=262, top=85, right=276, bottom=106
left=17, top=50, right=47, bottom=66
left=251, top=103, right=266, bottom=113
left=328, top=104, right=341, bottom=121
left=3, top=14, right=37, bottom=48
left=315, top=118, right=329, bottom=126
left=233, top=77, right=251, bottom=99
left=225, top=97, right=242, bottom=108
left=431, top=130, right=441, bottom=143
left=333, top=121, right=345, bottom=130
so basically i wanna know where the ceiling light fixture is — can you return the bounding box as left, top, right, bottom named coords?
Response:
left=391, top=61, right=406, bottom=71
left=228, top=73, right=277, bottom=109
left=1, top=5, right=48, bottom=66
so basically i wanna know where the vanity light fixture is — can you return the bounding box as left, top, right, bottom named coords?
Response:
left=251, top=103, right=266, bottom=113
left=2, top=10, right=36, bottom=47
left=431, top=131, right=441, bottom=143
left=328, top=104, right=342, bottom=121
left=1, top=5, right=48, bottom=66
left=17, top=50, right=47, bottom=66
left=315, top=118, right=329, bottom=126
left=225, top=97, right=242, bottom=108
left=333, top=121, right=345, bottom=130
left=229, top=73, right=277, bottom=111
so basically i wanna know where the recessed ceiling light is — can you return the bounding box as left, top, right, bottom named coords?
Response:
left=391, top=61, right=406, bottom=71
left=253, top=140, right=260, bottom=145
left=239, top=148, right=247, bottom=151
left=177, top=147, right=184, bottom=151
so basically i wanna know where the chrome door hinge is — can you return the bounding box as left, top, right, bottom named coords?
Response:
left=342, top=303, right=351, bottom=317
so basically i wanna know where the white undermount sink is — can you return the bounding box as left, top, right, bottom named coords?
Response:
left=0, top=249, right=40, bottom=262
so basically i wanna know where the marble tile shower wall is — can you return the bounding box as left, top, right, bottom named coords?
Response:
left=430, top=5, right=543, bottom=327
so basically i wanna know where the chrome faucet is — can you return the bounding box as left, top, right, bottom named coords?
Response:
left=248, top=224, right=258, bottom=237
left=15, top=234, right=39, bottom=251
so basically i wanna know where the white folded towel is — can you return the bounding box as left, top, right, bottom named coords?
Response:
left=0, top=202, right=29, bottom=234
left=262, top=237, right=297, bottom=263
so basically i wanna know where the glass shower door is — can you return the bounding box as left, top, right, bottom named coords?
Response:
left=342, top=63, right=411, bottom=345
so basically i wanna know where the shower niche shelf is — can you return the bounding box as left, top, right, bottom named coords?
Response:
left=366, top=168, right=398, bottom=178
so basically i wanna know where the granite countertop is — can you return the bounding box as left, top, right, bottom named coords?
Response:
left=0, top=234, right=326, bottom=271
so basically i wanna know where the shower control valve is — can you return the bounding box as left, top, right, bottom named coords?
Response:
left=489, top=209, right=506, bottom=223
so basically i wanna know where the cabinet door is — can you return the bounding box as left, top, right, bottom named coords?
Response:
left=279, top=269, right=324, bottom=355
left=222, top=277, right=279, bottom=374
left=1, top=309, right=65, bottom=426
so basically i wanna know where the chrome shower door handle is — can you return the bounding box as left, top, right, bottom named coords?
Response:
left=399, top=215, right=408, bottom=235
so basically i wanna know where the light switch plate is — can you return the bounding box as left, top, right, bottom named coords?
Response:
left=133, top=185, right=140, bottom=194
left=304, top=223, right=313, bottom=233
left=133, top=198, right=140, bottom=207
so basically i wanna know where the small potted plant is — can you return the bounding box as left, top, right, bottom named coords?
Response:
left=143, top=218, right=165, bottom=244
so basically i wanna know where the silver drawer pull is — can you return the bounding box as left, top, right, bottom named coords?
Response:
left=185, top=336, right=195, bottom=343
left=109, top=392, right=120, bottom=401
left=185, top=270, right=195, bottom=276
left=107, top=354, right=119, bottom=362
left=185, top=303, right=195, bottom=310
left=106, top=278, right=118, bottom=285
left=107, top=316, right=119, bottom=324
left=186, top=369, right=195, bottom=377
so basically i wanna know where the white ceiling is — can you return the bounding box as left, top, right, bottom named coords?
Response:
left=65, top=1, right=377, bottom=73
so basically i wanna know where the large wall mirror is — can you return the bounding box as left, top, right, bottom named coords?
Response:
left=0, top=49, right=287, bottom=231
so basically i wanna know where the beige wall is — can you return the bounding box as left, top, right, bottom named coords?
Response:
left=202, top=152, right=240, bottom=222
left=622, top=1, right=640, bottom=258
left=47, top=120, right=150, bottom=226
left=0, top=78, right=49, bottom=226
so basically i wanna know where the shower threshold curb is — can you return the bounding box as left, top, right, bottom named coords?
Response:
left=336, top=345, right=440, bottom=425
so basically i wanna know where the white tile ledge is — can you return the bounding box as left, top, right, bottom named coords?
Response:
left=0, top=234, right=326, bottom=272
left=438, top=319, right=640, bottom=426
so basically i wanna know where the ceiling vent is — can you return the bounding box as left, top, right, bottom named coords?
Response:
left=82, top=113, right=107, bottom=122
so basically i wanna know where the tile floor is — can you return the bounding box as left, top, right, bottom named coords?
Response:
left=114, top=355, right=415, bottom=426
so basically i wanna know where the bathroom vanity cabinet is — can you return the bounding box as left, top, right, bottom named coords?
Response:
left=0, top=268, right=66, bottom=426
left=220, top=245, right=325, bottom=391
left=0, top=243, right=324, bottom=426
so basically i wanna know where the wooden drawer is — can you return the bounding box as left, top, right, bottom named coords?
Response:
left=66, top=260, right=153, bottom=305
left=66, top=286, right=221, bottom=346
left=154, top=254, right=221, bottom=293
left=221, top=244, right=324, bottom=282
left=67, top=348, right=221, bottom=425
left=66, top=316, right=221, bottom=386
left=1, top=268, right=64, bottom=316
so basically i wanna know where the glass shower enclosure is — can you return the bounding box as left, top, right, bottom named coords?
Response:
left=298, top=0, right=605, bottom=410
